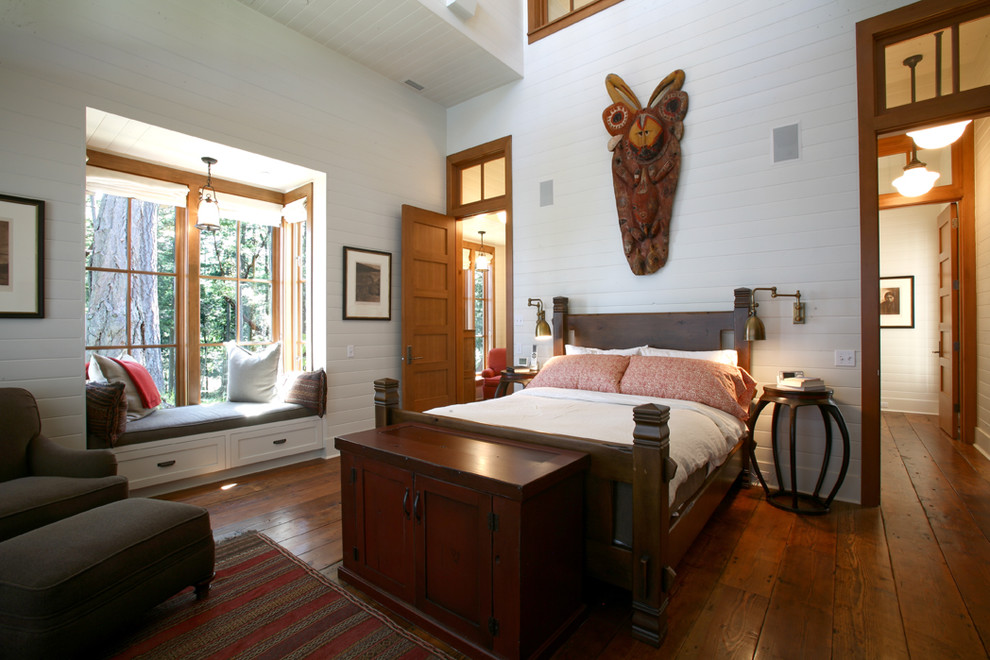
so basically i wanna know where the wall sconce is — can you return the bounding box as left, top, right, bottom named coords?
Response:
left=196, top=156, right=221, bottom=232
left=745, top=287, right=804, bottom=341
left=528, top=298, right=552, bottom=340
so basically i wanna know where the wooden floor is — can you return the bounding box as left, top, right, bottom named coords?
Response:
left=161, top=412, right=990, bottom=659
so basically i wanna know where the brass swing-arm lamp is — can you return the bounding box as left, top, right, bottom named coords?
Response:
left=745, top=287, right=804, bottom=341
left=527, top=298, right=553, bottom=339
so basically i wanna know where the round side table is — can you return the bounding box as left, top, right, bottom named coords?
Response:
left=494, top=369, right=538, bottom=398
left=747, top=385, right=850, bottom=515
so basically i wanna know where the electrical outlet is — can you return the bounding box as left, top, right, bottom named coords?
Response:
left=835, top=349, right=855, bottom=367
left=346, top=345, right=354, bottom=358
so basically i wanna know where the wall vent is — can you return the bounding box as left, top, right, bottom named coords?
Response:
left=404, top=79, right=425, bottom=91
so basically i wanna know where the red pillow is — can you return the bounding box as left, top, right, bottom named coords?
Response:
left=527, top=354, right=630, bottom=393
left=111, top=357, right=163, bottom=409
left=618, top=355, right=756, bottom=419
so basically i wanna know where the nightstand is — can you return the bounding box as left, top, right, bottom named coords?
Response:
left=494, top=369, right=538, bottom=398
left=747, top=385, right=850, bottom=514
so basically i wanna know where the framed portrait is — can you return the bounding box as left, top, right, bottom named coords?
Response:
left=343, top=246, right=391, bottom=320
left=879, top=276, right=914, bottom=328
left=0, top=194, right=44, bottom=318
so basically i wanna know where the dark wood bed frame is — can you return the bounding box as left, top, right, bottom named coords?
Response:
left=373, top=287, right=754, bottom=647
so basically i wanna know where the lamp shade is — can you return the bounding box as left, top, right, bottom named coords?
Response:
left=744, top=314, right=766, bottom=341
left=907, top=120, right=971, bottom=150
left=892, top=164, right=939, bottom=197
left=535, top=316, right=552, bottom=339
left=196, top=196, right=221, bottom=231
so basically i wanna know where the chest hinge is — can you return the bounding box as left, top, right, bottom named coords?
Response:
left=488, top=617, right=500, bottom=637
left=488, top=512, right=499, bottom=532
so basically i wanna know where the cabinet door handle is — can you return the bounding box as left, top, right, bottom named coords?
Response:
left=402, top=488, right=411, bottom=519
left=413, top=491, right=421, bottom=521
left=157, top=460, right=176, bottom=468
left=273, top=438, right=287, bottom=445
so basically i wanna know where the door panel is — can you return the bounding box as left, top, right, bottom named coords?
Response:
left=401, top=205, right=459, bottom=412
left=937, top=203, right=959, bottom=438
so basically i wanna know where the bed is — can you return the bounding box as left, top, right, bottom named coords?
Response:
left=373, top=287, right=754, bottom=647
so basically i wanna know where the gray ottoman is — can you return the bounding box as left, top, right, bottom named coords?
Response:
left=0, top=497, right=214, bottom=659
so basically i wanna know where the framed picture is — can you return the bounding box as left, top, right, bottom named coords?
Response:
left=343, top=246, right=391, bottom=320
left=880, top=276, right=914, bottom=328
left=0, top=194, right=44, bottom=318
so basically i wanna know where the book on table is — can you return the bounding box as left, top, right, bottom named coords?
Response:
left=777, top=376, right=826, bottom=391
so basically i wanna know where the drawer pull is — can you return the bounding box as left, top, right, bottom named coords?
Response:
left=273, top=438, right=288, bottom=445
left=157, top=460, right=176, bottom=468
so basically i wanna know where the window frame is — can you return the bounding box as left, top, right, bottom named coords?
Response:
left=527, top=0, right=625, bottom=44
left=85, top=149, right=310, bottom=406
left=463, top=240, right=495, bottom=372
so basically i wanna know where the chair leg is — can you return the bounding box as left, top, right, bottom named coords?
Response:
left=194, top=572, right=215, bottom=599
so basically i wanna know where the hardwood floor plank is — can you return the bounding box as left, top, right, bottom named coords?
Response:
left=675, top=583, right=765, bottom=659
left=881, top=413, right=986, bottom=657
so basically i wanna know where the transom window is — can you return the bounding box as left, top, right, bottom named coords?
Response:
left=527, top=0, right=624, bottom=43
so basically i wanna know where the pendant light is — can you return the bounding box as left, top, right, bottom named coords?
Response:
left=907, top=120, right=971, bottom=150
left=475, top=230, right=492, bottom=271
left=196, top=156, right=221, bottom=232
left=893, top=55, right=939, bottom=198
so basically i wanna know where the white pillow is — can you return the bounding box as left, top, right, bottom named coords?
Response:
left=88, top=354, right=159, bottom=420
left=564, top=344, right=645, bottom=356
left=639, top=346, right=738, bottom=366
left=226, top=342, right=282, bottom=402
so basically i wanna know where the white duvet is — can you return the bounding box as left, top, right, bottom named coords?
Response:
left=426, top=386, right=747, bottom=501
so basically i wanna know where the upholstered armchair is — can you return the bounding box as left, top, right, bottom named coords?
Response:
left=481, top=348, right=507, bottom=400
left=0, top=388, right=128, bottom=542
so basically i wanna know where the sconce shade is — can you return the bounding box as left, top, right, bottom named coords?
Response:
left=528, top=298, right=553, bottom=340
left=745, top=314, right=766, bottom=341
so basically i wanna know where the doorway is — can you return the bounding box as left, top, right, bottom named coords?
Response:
left=857, top=1, right=990, bottom=506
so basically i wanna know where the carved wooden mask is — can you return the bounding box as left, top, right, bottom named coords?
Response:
left=603, top=71, right=688, bottom=275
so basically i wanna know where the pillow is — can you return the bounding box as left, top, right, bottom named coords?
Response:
left=88, top=354, right=159, bottom=421
left=618, top=355, right=757, bottom=420
left=85, top=381, right=128, bottom=447
left=227, top=342, right=281, bottom=403
left=281, top=368, right=328, bottom=417
left=639, top=346, right=738, bottom=366
left=565, top=344, right=645, bottom=356
left=527, top=354, right=630, bottom=393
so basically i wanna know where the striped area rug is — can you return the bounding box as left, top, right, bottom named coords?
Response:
left=97, top=532, right=454, bottom=660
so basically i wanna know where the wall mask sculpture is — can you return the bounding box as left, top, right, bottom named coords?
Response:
left=603, top=71, right=688, bottom=275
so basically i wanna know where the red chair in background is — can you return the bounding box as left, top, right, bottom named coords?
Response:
left=481, top=348, right=507, bottom=399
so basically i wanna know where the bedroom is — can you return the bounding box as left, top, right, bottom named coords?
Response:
left=0, top=0, right=988, bottom=656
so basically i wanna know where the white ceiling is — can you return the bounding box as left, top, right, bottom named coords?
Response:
left=235, top=0, right=522, bottom=108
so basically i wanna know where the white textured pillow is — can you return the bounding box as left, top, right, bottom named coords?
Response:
left=88, top=354, right=158, bottom=421
left=565, top=344, right=645, bottom=356
left=639, top=346, right=738, bottom=366
left=226, top=342, right=281, bottom=402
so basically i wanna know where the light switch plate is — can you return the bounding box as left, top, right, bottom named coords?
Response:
left=835, top=350, right=855, bottom=367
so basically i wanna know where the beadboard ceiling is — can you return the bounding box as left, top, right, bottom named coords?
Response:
left=235, top=0, right=522, bottom=108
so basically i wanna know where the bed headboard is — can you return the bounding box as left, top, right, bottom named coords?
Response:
left=551, top=288, right=753, bottom=373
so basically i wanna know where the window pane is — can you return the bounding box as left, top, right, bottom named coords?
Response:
left=86, top=270, right=128, bottom=347
left=85, top=193, right=128, bottom=270
left=549, top=0, right=569, bottom=21
left=960, top=16, right=990, bottom=92
left=884, top=30, right=954, bottom=109
left=240, top=281, right=272, bottom=342
left=200, top=279, right=237, bottom=344
left=130, top=274, right=175, bottom=346
left=461, top=164, right=482, bottom=205
left=156, top=205, right=176, bottom=274
left=240, top=222, right=272, bottom=280
left=483, top=158, right=505, bottom=199
left=131, top=347, right=176, bottom=408
left=575, top=0, right=595, bottom=7
left=200, top=344, right=228, bottom=404
left=129, top=199, right=161, bottom=273
left=200, top=218, right=237, bottom=277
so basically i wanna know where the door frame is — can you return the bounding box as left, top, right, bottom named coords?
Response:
left=857, top=0, right=990, bottom=506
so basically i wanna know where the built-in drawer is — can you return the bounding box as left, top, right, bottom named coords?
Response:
left=229, top=419, right=322, bottom=467
left=114, top=435, right=226, bottom=490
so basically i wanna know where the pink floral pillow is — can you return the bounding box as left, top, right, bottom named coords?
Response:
left=618, top=355, right=757, bottom=419
left=527, top=354, right=630, bottom=393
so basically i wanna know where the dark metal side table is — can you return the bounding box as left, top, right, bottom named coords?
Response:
left=494, top=369, right=538, bottom=398
left=747, top=385, right=851, bottom=514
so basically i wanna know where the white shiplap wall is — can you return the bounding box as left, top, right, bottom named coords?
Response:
left=448, top=0, right=919, bottom=504
left=0, top=0, right=447, bottom=448
left=879, top=205, right=941, bottom=415
left=976, top=117, right=990, bottom=458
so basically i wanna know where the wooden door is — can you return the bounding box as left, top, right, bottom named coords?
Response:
left=400, top=205, right=460, bottom=412
left=345, top=454, right=415, bottom=603
left=937, top=203, right=959, bottom=438
left=414, top=474, right=494, bottom=650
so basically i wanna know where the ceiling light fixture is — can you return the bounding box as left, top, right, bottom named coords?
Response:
left=196, top=156, right=221, bottom=232
left=475, top=230, right=492, bottom=271
left=893, top=55, right=939, bottom=198
left=906, top=120, right=972, bottom=150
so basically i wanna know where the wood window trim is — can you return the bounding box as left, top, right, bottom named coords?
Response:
left=446, top=136, right=512, bottom=217
left=856, top=0, right=990, bottom=508
left=85, top=149, right=305, bottom=404
left=527, top=0, right=625, bottom=44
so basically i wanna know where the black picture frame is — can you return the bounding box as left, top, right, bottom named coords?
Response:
left=879, top=275, right=914, bottom=328
left=343, top=246, right=391, bottom=320
left=0, top=193, right=44, bottom=318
